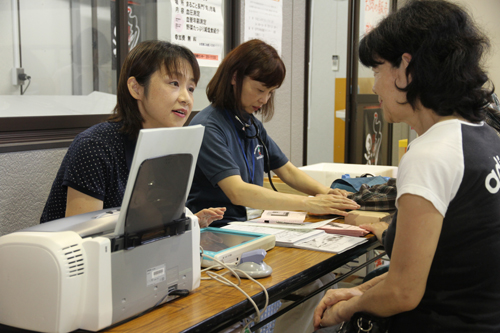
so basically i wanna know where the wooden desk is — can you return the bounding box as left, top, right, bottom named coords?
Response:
left=0, top=227, right=379, bottom=333
left=98, top=236, right=379, bottom=333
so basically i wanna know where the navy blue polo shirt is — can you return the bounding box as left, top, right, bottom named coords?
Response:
left=187, top=105, right=288, bottom=225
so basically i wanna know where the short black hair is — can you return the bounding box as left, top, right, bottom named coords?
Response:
left=359, top=0, right=494, bottom=122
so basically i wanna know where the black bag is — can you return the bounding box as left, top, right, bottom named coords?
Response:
left=336, top=312, right=390, bottom=333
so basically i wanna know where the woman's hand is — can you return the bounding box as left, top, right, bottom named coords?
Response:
left=195, top=207, right=226, bottom=228
left=326, top=188, right=351, bottom=197
left=313, top=287, right=362, bottom=330
left=318, top=300, right=355, bottom=328
left=359, top=222, right=389, bottom=241
left=305, top=194, right=360, bottom=216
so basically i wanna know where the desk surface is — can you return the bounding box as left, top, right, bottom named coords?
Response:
left=0, top=223, right=378, bottom=333
left=98, top=236, right=378, bottom=333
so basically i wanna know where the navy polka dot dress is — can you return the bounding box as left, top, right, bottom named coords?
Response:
left=40, top=121, right=135, bottom=223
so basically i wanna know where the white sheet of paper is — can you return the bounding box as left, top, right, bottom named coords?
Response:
left=253, top=210, right=307, bottom=223
left=223, top=224, right=324, bottom=246
left=230, top=219, right=335, bottom=230
left=294, top=233, right=368, bottom=254
left=243, top=0, right=283, bottom=55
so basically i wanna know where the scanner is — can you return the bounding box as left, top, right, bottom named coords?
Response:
left=0, top=125, right=205, bottom=333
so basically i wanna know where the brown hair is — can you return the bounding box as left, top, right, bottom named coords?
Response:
left=206, top=39, right=286, bottom=121
left=109, top=40, right=200, bottom=138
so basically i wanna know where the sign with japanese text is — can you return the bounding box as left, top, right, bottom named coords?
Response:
left=171, top=0, right=224, bottom=67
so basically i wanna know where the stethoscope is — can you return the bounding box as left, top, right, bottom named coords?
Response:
left=226, top=110, right=278, bottom=191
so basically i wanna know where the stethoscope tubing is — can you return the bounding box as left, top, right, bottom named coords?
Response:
left=225, top=110, right=277, bottom=191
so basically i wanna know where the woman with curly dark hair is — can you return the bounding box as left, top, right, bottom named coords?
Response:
left=314, top=1, right=499, bottom=332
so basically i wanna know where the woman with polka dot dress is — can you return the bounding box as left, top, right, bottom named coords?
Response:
left=41, top=40, right=225, bottom=228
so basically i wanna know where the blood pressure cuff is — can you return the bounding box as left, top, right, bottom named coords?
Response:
left=330, top=175, right=389, bottom=192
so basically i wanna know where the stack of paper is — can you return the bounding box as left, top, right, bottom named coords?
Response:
left=317, top=222, right=369, bottom=237
left=223, top=222, right=368, bottom=254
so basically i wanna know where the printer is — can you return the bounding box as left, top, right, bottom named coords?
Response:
left=0, top=125, right=205, bottom=333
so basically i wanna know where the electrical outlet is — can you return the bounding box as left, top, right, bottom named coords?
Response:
left=11, top=67, right=25, bottom=86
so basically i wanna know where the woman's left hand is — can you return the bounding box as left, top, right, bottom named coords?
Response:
left=326, top=188, right=351, bottom=197
left=313, top=287, right=361, bottom=330
left=195, top=207, right=226, bottom=228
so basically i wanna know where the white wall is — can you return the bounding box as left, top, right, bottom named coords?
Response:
left=307, top=0, right=348, bottom=165
left=1, top=1, right=18, bottom=95
left=244, top=0, right=307, bottom=167
left=19, top=1, right=73, bottom=95
left=451, top=0, right=500, bottom=90
left=397, top=0, right=499, bottom=89
left=0, top=149, right=67, bottom=236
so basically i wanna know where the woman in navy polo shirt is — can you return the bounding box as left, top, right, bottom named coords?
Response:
left=187, top=39, right=359, bottom=227
left=188, top=38, right=360, bottom=333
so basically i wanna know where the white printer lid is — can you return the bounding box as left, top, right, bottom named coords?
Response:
left=22, top=125, right=205, bottom=248
left=115, top=125, right=204, bottom=237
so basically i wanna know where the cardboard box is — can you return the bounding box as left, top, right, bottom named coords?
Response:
left=345, top=211, right=392, bottom=226
left=299, top=163, right=398, bottom=187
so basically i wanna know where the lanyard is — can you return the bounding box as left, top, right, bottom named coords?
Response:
left=225, top=110, right=256, bottom=183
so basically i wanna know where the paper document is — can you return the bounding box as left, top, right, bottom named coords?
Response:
left=232, top=219, right=334, bottom=230
left=293, top=234, right=368, bottom=254
left=253, top=210, right=307, bottom=224
left=223, top=224, right=324, bottom=247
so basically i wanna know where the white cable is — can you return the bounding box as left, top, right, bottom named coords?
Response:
left=200, top=247, right=269, bottom=333
left=21, top=76, right=31, bottom=95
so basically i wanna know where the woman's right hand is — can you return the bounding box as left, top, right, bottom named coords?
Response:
left=305, top=194, right=360, bottom=216
left=313, top=287, right=363, bottom=330
left=359, top=222, right=389, bottom=241
left=195, top=207, right=226, bottom=228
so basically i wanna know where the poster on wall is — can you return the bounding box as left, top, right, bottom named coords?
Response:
left=111, top=1, right=144, bottom=70
left=360, top=0, right=390, bottom=36
left=170, top=0, right=224, bottom=67
left=363, top=107, right=384, bottom=165
left=243, top=0, right=283, bottom=56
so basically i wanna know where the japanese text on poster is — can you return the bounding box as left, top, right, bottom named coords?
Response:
left=171, top=0, right=224, bottom=67
left=361, top=0, right=390, bottom=36
left=243, top=0, right=283, bottom=56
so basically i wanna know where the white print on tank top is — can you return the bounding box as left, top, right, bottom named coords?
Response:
left=485, top=155, right=500, bottom=194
